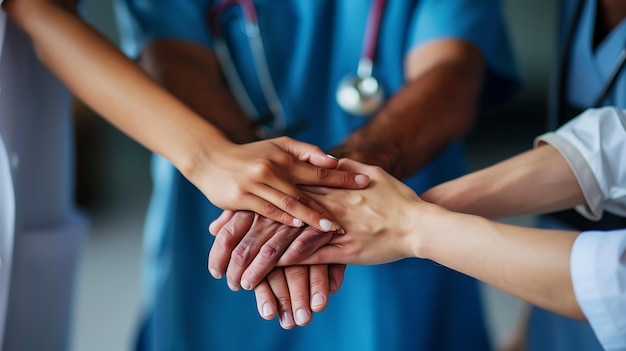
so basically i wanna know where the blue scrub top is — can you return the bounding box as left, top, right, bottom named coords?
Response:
left=530, top=0, right=626, bottom=350
left=114, top=1, right=518, bottom=350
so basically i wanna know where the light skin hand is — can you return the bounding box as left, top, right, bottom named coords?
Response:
left=297, top=159, right=421, bottom=265
left=253, top=264, right=346, bottom=328
left=300, top=158, right=584, bottom=320
left=2, top=1, right=369, bottom=233
left=194, top=136, right=369, bottom=233
left=208, top=211, right=333, bottom=290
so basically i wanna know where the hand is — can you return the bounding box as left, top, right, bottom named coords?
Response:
left=298, top=158, right=425, bottom=265
left=208, top=211, right=333, bottom=290
left=193, top=136, right=369, bottom=233
left=253, top=264, right=346, bottom=329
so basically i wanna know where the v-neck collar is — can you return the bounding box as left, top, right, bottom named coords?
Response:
left=567, top=0, right=626, bottom=107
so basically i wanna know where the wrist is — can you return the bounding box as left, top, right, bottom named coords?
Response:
left=407, top=202, right=457, bottom=260
left=176, top=126, right=232, bottom=184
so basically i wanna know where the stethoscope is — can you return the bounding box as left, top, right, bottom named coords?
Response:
left=209, top=0, right=386, bottom=138
left=554, top=0, right=626, bottom=125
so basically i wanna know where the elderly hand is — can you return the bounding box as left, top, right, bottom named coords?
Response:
left=208, top=211, right=334, bottom=290
left=253, top=264, right=346, bottom=329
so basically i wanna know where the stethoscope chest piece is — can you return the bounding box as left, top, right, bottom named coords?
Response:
left=336, top=58, right=385, bottom=116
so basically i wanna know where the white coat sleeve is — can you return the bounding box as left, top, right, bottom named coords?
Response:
left=570, top=230, right=626, bottom=351
left=535, top=107, right=626, bottom=350
left=535, top=107, right=626, bottom=220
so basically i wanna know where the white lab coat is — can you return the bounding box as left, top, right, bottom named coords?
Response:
left=0, top=8, right=88, bottom=351
left=536, top=107, right=626, bottom=351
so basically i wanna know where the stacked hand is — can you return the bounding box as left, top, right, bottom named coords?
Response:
left=208, top=211, right=346, bottom=328
left=193, top=137, right=370, bottom=233
left=207, top=159, right=432, bottom=328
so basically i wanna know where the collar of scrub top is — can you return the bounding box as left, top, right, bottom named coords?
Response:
left=209, top=0, right=387, bottom=139
left=556, top=0, right=626, bottom=125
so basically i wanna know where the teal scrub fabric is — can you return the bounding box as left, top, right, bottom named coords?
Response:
left=530, top=0, right=626, bottom=350
left=114, top=1, right=518, bottom=350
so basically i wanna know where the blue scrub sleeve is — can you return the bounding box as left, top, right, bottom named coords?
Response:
left=113, top=0, right=215, bottom=58
left=408, top=0, right=519, bottom=106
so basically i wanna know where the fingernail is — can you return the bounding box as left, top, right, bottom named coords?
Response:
left=280, top=311, right=295, bottom=329
left=354, top=174, right=369, bottom=186
left=311, top=293, right=325, bottom=308
left=335, top=227, right=346, bottom=235
left=262, top=303, right=274, bottom=318
left=295, top=308, right=311, bottom=325
left=319, top=219, right=333, bottom=231
left=241, top=279, right=251, bottom=290
left=326, top=154, right=337, bottom=160
left=292, top=218, right=303, bottom=227
left=227, top=280, right=240, bottom=292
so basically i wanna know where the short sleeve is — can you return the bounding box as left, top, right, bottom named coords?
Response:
left=570, top=230, right=626, bottom=350
left=113, top=0, right=215, bottom=58
left=535, top=107, right=626, bottom=220
left=407, top=0, right=519, bottom=107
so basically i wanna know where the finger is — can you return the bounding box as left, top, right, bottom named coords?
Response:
left=272, top=137, right=369, bottom=188
left=277, top=228, right=333, bottom=266
left=284, top=266, right=312, bottom=326
left=241, top=193, right=306, bottom=229
left=266, top=268, right=296, bottom=330
left=251, top=185, right=342, bottom=233
left=273, top=137, right=339, bottom=168
left=207, top=211, right=255, bottom=281
left=309, top=265, right=329, bottom=313
left=226, top=217, right=279, bottom=291
left=240, top=225, right=302, bottom=290
left=208, top=210, right=236, bottom=236
left=329, top=264, right=347, bottom=294
left=296, top=246, right=348, bottom=265
left=253, top=280, right=278, bottom=321
left=290, top=162, right=369, bottom=189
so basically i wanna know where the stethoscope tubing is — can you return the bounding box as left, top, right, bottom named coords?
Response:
left=209, top=0, right=385, bottom=137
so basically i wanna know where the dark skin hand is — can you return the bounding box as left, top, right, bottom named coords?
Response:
left=139, top=40, right=344, bottom=327
left=206, top=38, right=486, bottom=328
left=210, top=38, right=485, bottom=285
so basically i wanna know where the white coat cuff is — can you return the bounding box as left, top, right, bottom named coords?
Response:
left=535, top=133, right=603, bottom=220
left=571, top=230, right=626, bottom=350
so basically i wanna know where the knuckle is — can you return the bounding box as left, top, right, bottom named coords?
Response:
left=258, top=242, right=280, bottom=262
left=293, top=192, right=310, bottom=205
left=339, top=171, right=350, bottom=185
left=251, top=159, right=274, bottom=178
left=315, top=167, right=329, bottom=180
left=230, top=243, right=252, bottom=266
left=276, top=295, right=292, bottom=309
left=288, top=237, right=314, bottom=257
left=274, top=153, right=293, bottom=166
left=262, top=202, right=278, bottom=216
left=309, top=273, right=326, bottom=290
left=284, top=265, right=308, bottom=280
left=280, top=196, right=298, bottom=212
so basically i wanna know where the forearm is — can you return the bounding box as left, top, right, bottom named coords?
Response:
left=4, top=0, right=230, bottom=176
left=331, top=40, right=484, bottom=179
left=422, top=144, right=586, bottom=219
left=138, top=40, right=259, bottom=144
left=409, top=203, right=584, bottom=320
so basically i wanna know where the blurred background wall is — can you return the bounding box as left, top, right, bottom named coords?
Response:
left=71, top=1, right=557, bottom=350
